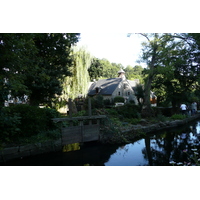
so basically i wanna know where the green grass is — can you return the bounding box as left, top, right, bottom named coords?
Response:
left=170, top=114, right=187, bottom=120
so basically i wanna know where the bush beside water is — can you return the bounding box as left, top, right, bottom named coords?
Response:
left=170, top=114, right=187, bottom=120
left=0, top=104, right=61, bottom=145
left=0, top=100, right=193, bottom=146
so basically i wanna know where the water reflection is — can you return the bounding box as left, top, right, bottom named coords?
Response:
left=2, top=120, right=200, bottom=166
left=63, top=143, right=80, bottom=152
left=105, top=120, right=200, bottom=166
left=150, top=121, right=200, bottom=166
left=105, top=141, right=148, bottom=166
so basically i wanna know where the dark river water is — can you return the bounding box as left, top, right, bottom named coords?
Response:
left=2, top=120, right=200, bottom=166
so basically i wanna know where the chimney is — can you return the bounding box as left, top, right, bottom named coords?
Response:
left=117, top=69, right=126, bottom=80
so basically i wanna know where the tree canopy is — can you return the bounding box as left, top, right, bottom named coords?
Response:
left=88, top=57, right=103, bottom=81
left=3, top=32, right=200, bottom=116
left=138, top=33, right=200, bottom=116
left=61, top=46, right=92, bottom=102
left=124, top=65, right=144, bottom=83
left=0, top=33, right=80, bottom=107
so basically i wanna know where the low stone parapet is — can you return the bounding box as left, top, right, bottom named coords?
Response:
left=0, top=139, right=62, bottom=163
left=119, top=114, right=200, bottom=141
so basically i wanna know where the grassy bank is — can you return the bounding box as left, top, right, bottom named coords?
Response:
left=0, top=103, right=194, bottom=147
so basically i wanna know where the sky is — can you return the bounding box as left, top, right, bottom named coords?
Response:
left=77, top=33, right=146, bottom=68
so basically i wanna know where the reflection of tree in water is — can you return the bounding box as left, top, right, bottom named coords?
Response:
left=3, top=142, right=120, bottom=166
left=142, top=121, right=200, bottom=166
left=117, top=145, right=129, bottom=157
left=142, top=132, right=174, bottom=166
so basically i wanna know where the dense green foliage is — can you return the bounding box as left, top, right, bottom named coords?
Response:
left=114, top=104, right=141, bottom=119
left=85, top=95, right=105, bottom=110
left=0, top=105, right=61, bottom=144
left=124, top=65, right=144, bottom=83
left=59, top=46, right=92, bottom=107
left=0, top=108, right=21, bottom=143
left=2, top=33, right=200, bottom=146
left=0, top=33, right=80, bottom=107
left=170, top=114, right=187, bottom=120
left=0, top=34, right=36, bottom=107
left=137, top=33, right=200, bottom=116
left=88, top=57, right=103, bottom=81
left=101, top=59, right=121, bottom=78
left=113, top=96, right=125, bottom=103
left=88, top=57, right=140, bottom=80
left=90, top=59, right=145, bottom=81
left=150, top=34, right=200, bottom=107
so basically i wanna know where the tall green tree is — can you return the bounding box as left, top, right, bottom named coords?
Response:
left=128, top=33, right=200, bottom=114
left=100, top=59, right=122, bottom=78
left=61, top=46, right=92, bottom=103
left=139, top=33, right=165, bottom=117
left=0, top=33, right=80, bottom=107
left=188, top=33, right=200, bottom=99
left=0, top=33, right=37, bottom=107
left=111, top=62, right=124, bottom=77
left=27, top=33, right=80, bottom=106
left=151, top=33, right=200, bottom=108
left=124, top=65, right=134, bottom=80
left=124, top=65, right=144, bottom=82
left=88, top=57, right=103, bottom=81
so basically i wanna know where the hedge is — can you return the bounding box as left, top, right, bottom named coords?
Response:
left=0, top=104, right=61, bottom=144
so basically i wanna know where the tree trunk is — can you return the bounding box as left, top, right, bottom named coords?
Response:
left=141, top=74, right=155, bottom=118
left=29, top=94, right=40, bottom=106
left=141, top=47, right=157, bottom=118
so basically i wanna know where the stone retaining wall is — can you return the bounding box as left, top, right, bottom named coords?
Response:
left=1, top=114, right=200, bottom=163
left=0, top=139, right=62, bottom=163
left=122, top=114, right=200, bottom=134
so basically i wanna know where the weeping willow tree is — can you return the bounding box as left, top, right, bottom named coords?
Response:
left=56, top=46, right=93, bottom=111
left=68, top=46, right=92, bottom=99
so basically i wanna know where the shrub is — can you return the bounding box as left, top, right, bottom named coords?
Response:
left=95, top=95, right=104, bottom=108
left=114, top=96, right=125, bottom=103
left=156, top=114, right=168, bottom=122
left=171, top=114, right=187, bottom=120
left=105, top=108, right=118, bottom=116
left=0, top=104, right=61, bottom=144
left=103, top=99, right=112, bottom=106
left=116, top=104, right=140, bottom=118
left=110, top=117, right=123, bottom=127
left=72, top=110, right=87, bottom=117
left=152, top=107, right=177, bottom=117
left=0, top=108, right=21, bottom=143
left=126, top=118, right=141, bottom=125
left=86, top=95, right=104, bottom=109
left=129, top=100, right=135, bottom=104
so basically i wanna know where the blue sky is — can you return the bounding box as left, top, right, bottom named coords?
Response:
left=77, top=33, right=146, bottom=68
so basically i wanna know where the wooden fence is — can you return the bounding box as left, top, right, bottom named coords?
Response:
left=52, top=98, right=106, bottom=146
left=53, top=115, right=106, bottom=145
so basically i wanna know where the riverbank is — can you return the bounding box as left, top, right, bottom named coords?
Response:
left=100, top=113, right=200, bottom=144
left=1, top=113, right=200, bottom=163
left=0, top=139, right=62, bottom=163
left=123, top=113, right=200, bottom=134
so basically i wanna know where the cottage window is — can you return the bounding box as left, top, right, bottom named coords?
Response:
left=118, top=92, right=120, bottom=96
left=128, top=92, right=130, bottom=95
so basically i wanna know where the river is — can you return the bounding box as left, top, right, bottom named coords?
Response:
left=2, top=119, right=200, bottom=166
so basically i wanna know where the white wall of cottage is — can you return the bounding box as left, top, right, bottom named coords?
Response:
left=111, top=80, right=138, bottom=104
